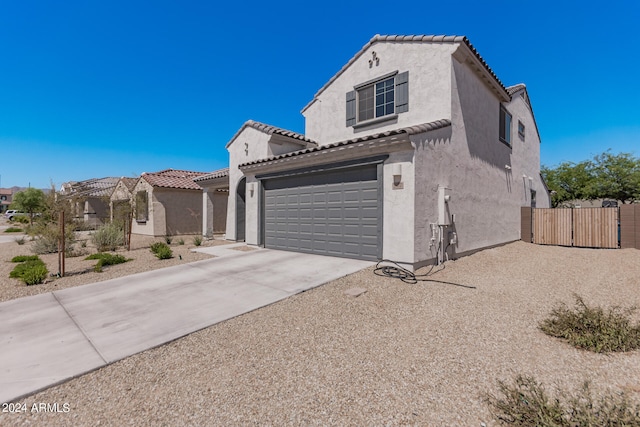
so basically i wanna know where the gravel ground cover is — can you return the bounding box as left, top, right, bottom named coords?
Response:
left=0, top=219, right=233, bottom=303
left=1, top=240, right=639, bottom=426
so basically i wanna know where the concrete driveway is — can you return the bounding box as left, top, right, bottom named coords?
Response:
left=0, top=247, right=372, bottom=403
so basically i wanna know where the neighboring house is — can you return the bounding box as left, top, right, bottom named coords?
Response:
left=131, top=169, right=208, bottom=236
left=0, top=188, right=12, bottom=213
left=225, top=34, right=550, bottom=269
left=109, top=177, right=139, bottom=221
left=193, top=168, right=230, bottom=238
left=59, top=177, right=120, bottom=227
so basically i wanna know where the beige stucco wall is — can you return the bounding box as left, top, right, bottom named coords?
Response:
left=154, top=188, right=202, bottom=236
left=226, top=127, right=272, bottom=240
left=131, top=179, right=156, bottom=236
left=131, top=179, right=203, bottom=237
left=409, top=56, right=549, bottom=265
left=303, top=42, right=456, bottom=145
left=202, top=189, right=228, bottom=236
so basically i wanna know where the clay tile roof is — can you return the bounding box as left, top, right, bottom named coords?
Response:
left=239, top=119, right=451, bottom=167
left=226, top=120, right=317, bottom=148
left=61, top=177, right=120, bottom=198
left=506, top=83, right=527, bottom=96
left=120, top=177, right=138, bottom=191
left=193, top=167, right=229, bottom=182
left=141, top=169, right=209, bottom=190
left=302, top=34, right=508, bottom=113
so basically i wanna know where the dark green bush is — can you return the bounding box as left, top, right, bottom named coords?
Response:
left=5, top=227, right=23, bottom=233
left=487, top=375, right=640, bottom=426
left=9, top=258, right=48, bottom=285
left=11, top=255, right=40, bottom=263
left=193, top=236, right=203, bottom=246
left=22, top=264, right=49, bottom=286
left=85, top=253, right=129, bottom=272
left=164, top=235, right=173, bottom=244
left=540, top=296, right=640, bottom=353
left=155, top=245, right=173, bottom=260
left=150, top=241, right=168, bottom=254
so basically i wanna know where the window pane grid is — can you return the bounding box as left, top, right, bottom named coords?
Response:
left=357, top=77, right=395, bottom=122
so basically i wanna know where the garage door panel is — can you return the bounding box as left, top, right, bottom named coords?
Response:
left=263, top=164, right=380, bottom=261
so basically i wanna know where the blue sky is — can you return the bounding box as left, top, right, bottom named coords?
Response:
left=1, top=0, right=638, bottom=189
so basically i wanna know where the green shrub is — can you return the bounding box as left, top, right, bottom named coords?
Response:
left=486, top=375, right=640, bottom=426
left=86, top=252, right=129, bottom=272
left=22, top=264, right=49, bottom=285
left=193, top=236, right=203, bottom=246
left=91, top=222, right=124, bottom=252
left=11, top=255, right=40, bottom=263
left=150, top=241, right=168, bottom=254
left=5, top=227, right=23, bottom=233
left=164, top=235, right=173, bottom=245
left=9, top=258, right=48, bottom=285
left=177, top=238, right=185, bottom=245
left=154, top=245, right=173, bottom=260
left=540, top=296, right=640, bottom=353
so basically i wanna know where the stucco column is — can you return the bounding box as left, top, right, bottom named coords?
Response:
left=202, top=188, right=209, bottom=238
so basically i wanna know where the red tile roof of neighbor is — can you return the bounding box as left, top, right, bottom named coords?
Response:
left=140, top=169, right=209, bottom=190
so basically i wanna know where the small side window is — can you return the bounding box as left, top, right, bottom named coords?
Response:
left=499, top=105, right=512, bottom=146
left=136, top=191, right=148, bottom=222
left=518, top=120, right=525, bottom=140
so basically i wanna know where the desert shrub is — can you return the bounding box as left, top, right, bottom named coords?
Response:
left=11, top=255, right=40, bottom=263
left=540, top=295, right=640, bottom=353
left=10, top=258, right=48, bottom=285
left=150, top=241, right=167, bottom=254
left=177, top=238, right=185, bottom=245
left=5, top=227, right=23, bottom=233
left=164, top=235, right=173, bottom=244
left=21, top=264, right=49, bottom=285
left=30, top=221, right=76, bottom=255
left=152, top=244, right=173, bottom=260
left=487, top=375, right=640, bottom=426
left=86, top=252, right=129, bottom=272
left=193, top=236, right=202, bottom=246
left=91, top=222, right=124, bottom=252
left=13, top=216, right=30, bottom=224
left=15, top=237, right=26, bottom=245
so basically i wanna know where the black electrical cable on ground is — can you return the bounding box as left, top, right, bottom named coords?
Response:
left=373, top=259, right=476, bottom=289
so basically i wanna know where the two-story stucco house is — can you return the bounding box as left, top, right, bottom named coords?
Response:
left=225, top=35, right=550, bottom=269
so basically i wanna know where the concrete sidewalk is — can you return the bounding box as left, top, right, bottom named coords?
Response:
left=0, top=248, right=372, bottom=403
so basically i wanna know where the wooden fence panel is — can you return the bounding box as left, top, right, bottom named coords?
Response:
left=521, top=207, right=532, bottom=243
left=533, top=208, right=572, bottom=246
left=620, top=205, right=639, bottom=249
left=573, top=208, right=618, bottom=248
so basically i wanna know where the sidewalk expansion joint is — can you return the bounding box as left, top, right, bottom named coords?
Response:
left=52, top=292, right=108, bottom=365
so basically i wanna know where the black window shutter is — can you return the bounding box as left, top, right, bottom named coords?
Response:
left=395, top=71, right=409, bottom=113
left=346, top=90, right=356, bottom=126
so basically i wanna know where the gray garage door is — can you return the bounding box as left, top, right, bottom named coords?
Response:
left=263, top=164, right=380, bottom=261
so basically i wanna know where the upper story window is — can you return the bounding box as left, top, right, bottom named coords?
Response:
left=518, top=120, right=525, bottom=140
left=499, top=105, right=512, bottom=146
left=358, top=77, right=395, bottom=121
left=346, top=71, right=409, bottom=127
left=0, top=195, right=6, bottom=201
